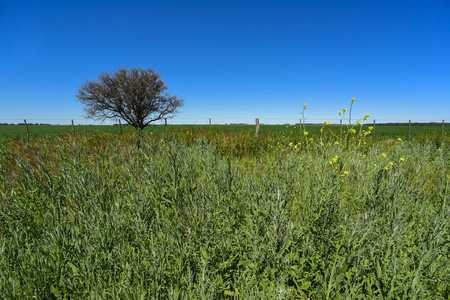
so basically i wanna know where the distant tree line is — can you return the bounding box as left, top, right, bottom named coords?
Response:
left=380, top=122, right=448, bottom=126
left=1, top=123, right=52, bottom=126
left=295, top=122, right=448, bottom=126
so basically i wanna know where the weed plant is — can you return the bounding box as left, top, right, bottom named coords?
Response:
left=0, top=103, right=449, bottom=299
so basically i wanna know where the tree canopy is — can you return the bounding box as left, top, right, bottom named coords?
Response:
left=77, top=67, right=183, bottom=130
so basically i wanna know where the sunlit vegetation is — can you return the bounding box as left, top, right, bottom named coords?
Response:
left=1, top=102, right=449, bottom=298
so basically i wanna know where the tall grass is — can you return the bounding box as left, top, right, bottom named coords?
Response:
left=0, top=129, right=449, bottom=299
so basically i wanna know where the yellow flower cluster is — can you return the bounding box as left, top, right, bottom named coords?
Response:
left=341, top=171, right=349, bottom=177
left=329, top=155, right=339, bottom=165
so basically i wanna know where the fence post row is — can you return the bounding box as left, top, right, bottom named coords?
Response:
left=12, top=118, right=446, bottom=138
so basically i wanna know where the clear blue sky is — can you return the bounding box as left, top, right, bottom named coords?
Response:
left=1, top=0, right=449, bottom=124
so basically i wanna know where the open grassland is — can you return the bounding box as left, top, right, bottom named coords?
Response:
left=0, top=123, right=448, bottom=140
left=0, top=128, right=449, bottom=299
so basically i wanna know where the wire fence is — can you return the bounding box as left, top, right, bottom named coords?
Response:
left=1, top=117, right=449, bottom=126
left=1, top=117, right=448, bottom=145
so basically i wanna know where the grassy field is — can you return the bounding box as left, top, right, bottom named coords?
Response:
left=0, top=123, right=447, bottom=140
left=0, top=126, right=449, bottom=299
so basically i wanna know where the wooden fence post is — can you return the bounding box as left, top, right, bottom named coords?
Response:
left=165, top=118, right=167, bottom=132
left=299, top=119, right=302, bottom=134
left=255, top=118, right=260, bottom=135
left=443, top=120, right=445, bottom=137
left=209, top=118, right=211, bottom=131
left=24, top=119, right=29, bottom=145
left=119, top=119, right=123, bottom=134
left=71, top=119, right=75, bottom=133
left=408, top=120, right=411, bottom=142
left=373, top=120, right=376, bottom=138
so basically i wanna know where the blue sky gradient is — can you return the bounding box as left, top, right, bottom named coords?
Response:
left=1, top=0, right=449, bottom=124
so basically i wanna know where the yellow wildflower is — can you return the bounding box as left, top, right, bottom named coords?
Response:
left=399, top=157, right=405, bottom=162
left=352, top=98, right=355, bottom=102
left=304, top=131, right=309, bottom=135
left=381, top=153, right=387, bottom=158
left=397, top=138, right=402, bottom=141
left=343, top=108, right=347, bottom=112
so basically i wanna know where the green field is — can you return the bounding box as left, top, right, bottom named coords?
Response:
left=0, top=123, right=447, bottom=140
left=1, top=127, right=449, bottom=298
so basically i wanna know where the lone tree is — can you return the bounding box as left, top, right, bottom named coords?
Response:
left=77, top=67, right=183, bottom=130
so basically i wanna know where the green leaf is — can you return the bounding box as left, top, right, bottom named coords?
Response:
left=67, top=262, right=78, bottom=274
left=51, top=284, right=62, bottom=299
left=200, top=248, right=209, bottom=261
left=300, top=281, right=311, bottom=290
left=376, top=261, right=382, bottom=279
left=224, top=290, right=235, bottom=296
